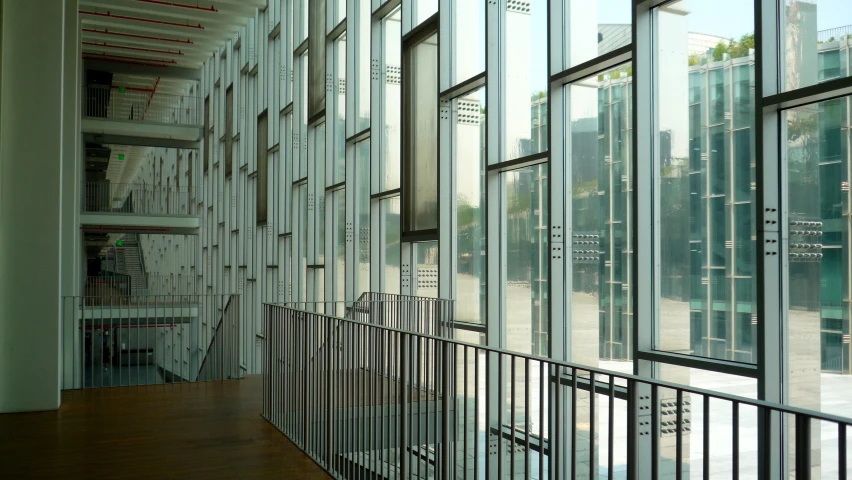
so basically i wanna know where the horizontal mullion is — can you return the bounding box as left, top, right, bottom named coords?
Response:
left=373, top=0, right=402, bottom=23
left=486, top=151, right=548, bottom=173
left=327, top=19, right=346, bottom=43
left=326, top=181, right=346, bottom=192
left=401, top=229, right=438, bottom=242
left=370, top=187, right=400, bottom=200
left=346, top=127, right=371, bottom=145
left=440, top=71, right=486, bottom=101
left=294, top=38, right=308, bottom=57
left=638, top=349, right=758, bottom=378
left=451, top=321, right=487, bottom=334
left=402, top=12, right=439, bottom=47
left=550, top=44, right=632, bottom=86
left=762, top=76, right=852, bottom=111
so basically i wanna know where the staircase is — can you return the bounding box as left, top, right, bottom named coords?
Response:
left=117, top=234, right=147, bottom=293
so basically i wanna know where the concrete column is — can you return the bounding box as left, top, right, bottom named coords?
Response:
left=0, top=0, right=74, bottom=412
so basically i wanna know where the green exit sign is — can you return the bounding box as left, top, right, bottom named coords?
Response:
left=118, top=87, right=126, bottom=94
left=116, top=240, right=123, bottom=247
left=118, top=154, right=125, bottom=160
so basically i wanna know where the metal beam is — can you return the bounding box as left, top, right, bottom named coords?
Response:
left=80, top=0, right=251, bottom=28
left=84, top=58, right=201, bottom=80
left=83, top=133, right=200, bottom=150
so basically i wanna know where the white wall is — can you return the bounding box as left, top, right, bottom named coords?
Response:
left=0, top=0, right=75, bottom=413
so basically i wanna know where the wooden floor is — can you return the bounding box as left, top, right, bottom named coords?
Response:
left=0, top=376, right=331, bottom=479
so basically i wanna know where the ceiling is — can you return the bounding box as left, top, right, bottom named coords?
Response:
left=80, top=0, right=263, bottom=70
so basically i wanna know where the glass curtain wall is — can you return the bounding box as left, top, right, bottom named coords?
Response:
left=197, top=0, right=852, bottom=477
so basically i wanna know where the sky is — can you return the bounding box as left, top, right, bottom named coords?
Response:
left=528, top=0, right=851, bottom=92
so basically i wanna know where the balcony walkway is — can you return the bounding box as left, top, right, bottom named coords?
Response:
left=0, top=376, right=330, bottom=479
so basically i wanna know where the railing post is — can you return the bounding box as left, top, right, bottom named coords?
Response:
left=627, top=379, right=654, bottom=480
left=441, top=339, right=452, bottom=479
left=399, top=332, right=410, bottom=479
left=795, top=415, right=812, bottom=480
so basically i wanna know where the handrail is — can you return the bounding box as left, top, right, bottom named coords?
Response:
left=84, top=181, right=198, bottom=216
left=262, top=302, right=852, bottom=479
left=267, top=302, right=851, bottom=425
left=61, top=294, right=240, bottom=389
left=83, top=84, right=199, bottom=125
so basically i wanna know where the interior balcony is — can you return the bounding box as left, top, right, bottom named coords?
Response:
left=81, top=181, right=201, bottom=235
left=81, top=84, right=202, bottom=149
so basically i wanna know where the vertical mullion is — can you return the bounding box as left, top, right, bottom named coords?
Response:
left=755, top=0, right=783, bottom=478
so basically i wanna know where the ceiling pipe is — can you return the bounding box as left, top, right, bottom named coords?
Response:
left=79, top=10, right=205, bottom=30
left=83, top=41, right=184, bottom=56
left=141, top=77, right=160, bottom=121
left=83, top=51, right=178, bottom=64
left=110, top=85, right=156, bottom=93
left=136, top=0, right=219, bottom=13
left=83, top=28, right=194, bottom=45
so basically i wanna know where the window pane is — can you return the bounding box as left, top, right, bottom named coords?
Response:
left=308, top=0, right=326, bottom=118
left=783, top=0, right=852, bottom=91
left=381, top=197, right=401, bottom=294
left=451, top=0, right=485, bottom=85
left=382, top=7, right=402, bottom=191
left=333, top=189, right=346, bottom=314
left=333, top=35, right=347, bottom=184
left=454, top=88, right=486, bottom=324
left=415, top=0, right=437, bottom=26
left=504, top=164, right=549, bottom=356
left=356, top=140, right=371, bottom=298
left=655, top=0, right=756, bottom=363
left=562, top=0, right=631, bottom=68
left=785, top=95, right=852, bottom=428
left=313, top=123, right=326, bottom=264
left=404, top=33, right=439, bottom=231
left=334, top=0, right=345, bottom=28
left=355, top=0, right=371, bottom=132
left=298, top=52, right=309, bottom=178
left=504, top=0, right=548, bottom=160
left=567, top=64, right=633, bottom=367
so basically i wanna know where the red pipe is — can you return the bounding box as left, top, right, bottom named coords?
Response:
left=137, top=0, right=218, bottom=13
left=110, top=85, right=156, bottom=93
left=83, top=51, right=177, bottom=64
left=141, top=77, right=160, bottom=121
left=81, top=55, right=171, bottom=68
left=83, top=28, right=193, bottom=45
left=83, top=41, right=184, bottom=56
left=79, top=10, right=205, bottom=30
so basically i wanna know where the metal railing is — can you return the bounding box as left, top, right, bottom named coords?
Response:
left=262, top=303, right=852, bottom=479
left=84, top=275, right=131, bottom=298
left=281, top=293, right=454, bottom=338
left=62, top=294, right=239, bottom=389
left=819, top=25, right=852, bottom=43
left=84, top=181, right=198, bottom=216
left=84, top=84, right=199, bottom=125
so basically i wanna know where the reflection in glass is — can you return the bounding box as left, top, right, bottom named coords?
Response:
left=382, top=8, right=402, bottom=191
left=356, top=140, right=371, bottom=298
left=454, top=88, right=486, bottom=324
left=655, top=0, right=756, bottom=363
left=451, top=0, right=485, bottom=85
left=504, top=164, right=549, bottom=356
left=381, top=197, right=401, bottom=294
left=784, top=0, right=852, bottom=91
left=785, top=96, right=852, bottom=442
left=567, top=63, right=632, bottom=367
left=504, top=0, right=547, bottom=160
left=562, top=0, right=631, bottom=68
left=404, top=33, right=439, bottom=231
